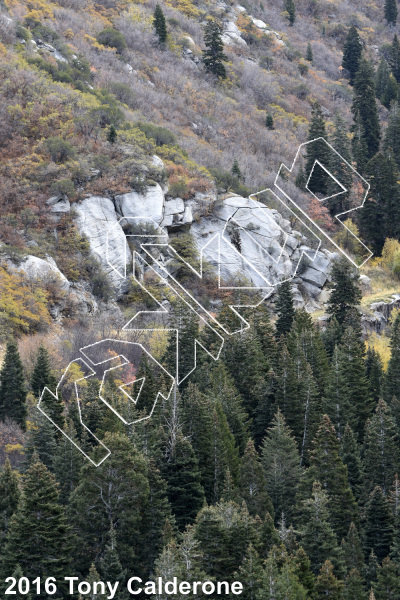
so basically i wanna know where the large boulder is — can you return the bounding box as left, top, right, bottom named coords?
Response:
left=115, top=184, right=165, bottom=225
left=16, top=255, right=69, bottom=290
left=74, top=197, right=128, bottom=291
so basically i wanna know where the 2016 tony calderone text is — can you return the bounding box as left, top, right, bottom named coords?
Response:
left=5, top=576, right=243, bottom=598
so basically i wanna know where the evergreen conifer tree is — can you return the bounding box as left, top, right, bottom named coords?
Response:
left=351, top=58, right=381, bottom=160
left=153, top=4, right=167, bottom=44
left=326, top=259, right=362, bottom=326
left=363, top=400, right=400, bottom=495
left=341, top=522, right=364, bottom=574
left=299, top=482, right=344, bottom=575
left=275, top=281, right=295, bottom=337
left=315, top=560, right=344, bottom=600
left=0, top=458, right=20, bottom=541
left=0, top=458, right=72, bottom=598
left=26, top=410, right=58, bottom=471
left=342, top=26, right=363, bottom=85
left=231, top=159, right=242, bottom=180
left=161, top=434, right=205, bottom=529
left=382, top=73, right=399, bottom=108
left=364, top=486, right=393, bottom=562
left=340, top=424, right=363, bottom=498
left=239, top=439, right=274, bottom=519
left=375, top=58, right=391, bottom=100
left=305, top=103, right=331, bottom=195
left=236, top=543, right=263, bottom=600
left=383, top=102, right=400, bottom=169
left=266, top=113, right=274, bottom=129
left=385, top=0, right=398, bottom=25
left=365, top=347, right=383, bottom=403
left=307, top=415, right=358, bottom=539
left=100, top=524, right=127, bottom=587
left=32, top=345, right=64, bottom=430
left=390, top=35, right=400, bottom=82
left=306, top=42, right=313, bottom=62
left=293, top=546, right=315, bottom=596
left=285, top=0, right=296, bottom=25
left=344, top=568, right=365, bottom=600
left=361, top=152, right=400, bottom=255
left=261, top=410, right=303, bottom=523
left=386, top=313, right=400, bottom=402
left=374, top=557, right=400, bottom=599
left=106, top=124, right=117, bottom=144
left=0, top=339, right=27, bottom=429
left=328, top=114, right=352, bottom=214
left=53, top=420, right=84, bottom=503
left=202, top=20, right=227, bottom=79
left=68, top=433, right=150, bottom=574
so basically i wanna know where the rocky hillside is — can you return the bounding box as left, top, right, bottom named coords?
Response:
left=0, top=0, right=399, bottom=342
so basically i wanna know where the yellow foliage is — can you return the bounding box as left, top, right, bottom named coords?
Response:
left=381, top=238, right=400, bottom=268
left=0, top=267, right=51, bottom=337
left=367, top=333, right=391, bottom=371
left=165, top=0, right=200, bottom=18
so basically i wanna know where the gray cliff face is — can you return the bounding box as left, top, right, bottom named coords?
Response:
left=69, top=159, right=333, bottom=312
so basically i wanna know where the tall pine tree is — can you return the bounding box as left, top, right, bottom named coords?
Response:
left=342, top=26, right=363, bottom=85
left=0, top=340, right=27, bottom=429
left=351, top=58, right=381, bottom=161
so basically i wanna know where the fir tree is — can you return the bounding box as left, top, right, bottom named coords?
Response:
left=31, top=345, right=57, bottom=398
left=299, top=482, right=343, bottom=575
left=383, top=102, right=400, bottom=169
left=326, top=259, right=362, bottom=326
left=305, top=102, right=331, bottom=196
left=306, top=42, right=313, bottom=62
left=0, top=339, right=27, bottom=429
left=285, top=0, right=296, bottom=25
left=364, top=486, right=393, bottom=562
left=342, top=26, right=363, bottom=85
left=374, top=556, right=400, bottom=599
left=137, top=458, right=173, bottom=573
left=293, top=546, right=315, bottom=596
left=385, top=0, right=398, bottom=26
left=375, top=58, right=391, bottom=101
left=341, top=522, right=364, bottom=574
left=153, top=4, right=167, bottom=44
left=382, top=73, right=399, bottom=108
left=307, top=415, right=358, bottom=539
left=363, top=400, right=400, bottom=495
left=337, top=326, right=372, bottom=439
left=390, top=35, right=400, bottom=83
left=351, top=58, right=381, bottom=161
left=100, top=524, right=127, bottom=587
left=32, top=345, right=64, bottom=430
left=107, top=124, right=117, bottom=144
left=68, top=433, right=150, bottom=574
left=161, top=434, right=205, bottom=529
left=344, top=568, right=365, bottom=600
left=261, top=410, right=303, bottom=523
left=236, top=543, right=263, bottom=600
left=26, top=410, right=58, bottom=471
left=202, top=20, right=227, bottom=79
left=239, top=439, right=274, bottom=519
left=351, top=113, right=369, bottom=172
left=365, top=347, right=384, bottom=403
left=340, top=424, right=363, bottom=498
left=275, top=281, right=295, bottom=337
left=0, top=459, right=20, bottom=541
left=266, top=113, right=274, bottom=129
left=209, top=362, right=249, bottom=453
left=361, top=152, right=400, bottom=256
left=315, top=560, right=344, bottom=600
left=295, top=162, right=306, bottom=189
left=194, top=500, right=257, bottom=582
left=386, top=313, right=400, bottom=402
left=87, top=564, right=107, bottom=599
left=231, top=159, right=242, bottom=180
left=53, top=420, right=84, bottom=503
left=328, top=113, right=353, bottom=214
left=0, top=458, right=72, bottom=598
